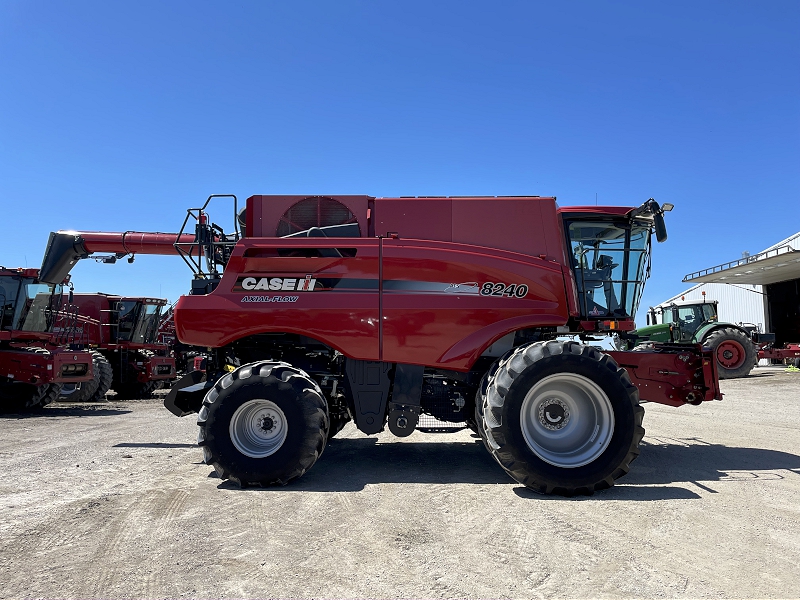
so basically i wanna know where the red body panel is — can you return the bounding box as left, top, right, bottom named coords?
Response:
left=0, top=347, right=93, bottom=385
left=380, top=238, right=568, bottom=368
left=176, top=238, right=381, bottom=359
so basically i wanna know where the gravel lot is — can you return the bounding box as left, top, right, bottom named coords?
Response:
left=1, top=367, right=799, bottom=599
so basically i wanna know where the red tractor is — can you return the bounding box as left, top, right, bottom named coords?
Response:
left=0, top=267, right=93, bottom=411
left=60, top=294, right=177, bottom=401
left=39, top=194, right=720, bottom=495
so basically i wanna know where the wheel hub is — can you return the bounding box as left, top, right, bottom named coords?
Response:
left=520, top=373, right=615, bottom=468
left=229, top=399, right=289, bottom=458
left=538, top=398, right=570, bottom=430
left=716, top=340, right=745, bottom=368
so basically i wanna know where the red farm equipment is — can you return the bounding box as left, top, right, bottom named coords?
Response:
left=39, top=194, right=721, bottom=495
left=0, top=267, right=93, bottom=411
left=60, top=294, right=177, bottom=401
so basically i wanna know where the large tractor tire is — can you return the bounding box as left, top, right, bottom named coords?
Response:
left=59, top=351, right=112, bottom=402
left=1, top=382, right=63, bottom=412
left=30, top=383, right=63, bottom=408
left=476, top=340, right=644, bottom=496
left=703, top=327, right=757, bottom=379
left=85, top=353, right=113, bottom=401
left=197, top=361, right=329, bottom=487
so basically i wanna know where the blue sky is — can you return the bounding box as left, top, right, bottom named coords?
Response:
left=1, top=1, right=798, bottom=324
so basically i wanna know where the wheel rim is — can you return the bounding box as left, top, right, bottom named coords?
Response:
left=520, top=373, right=615, bottom=468
left=229, top=399, right=288, bottom=458
left=716, top=340, right=745, bottom=369
left=60, top=383, right=79, bottom=396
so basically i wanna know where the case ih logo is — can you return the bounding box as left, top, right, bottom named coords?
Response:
left=235, top=275, right=318, bottom=292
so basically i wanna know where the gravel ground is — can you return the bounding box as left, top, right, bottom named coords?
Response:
left=0, top=367, right=799, bottom=599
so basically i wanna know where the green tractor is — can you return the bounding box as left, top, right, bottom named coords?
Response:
left=634, top=299, right=761, bottom=379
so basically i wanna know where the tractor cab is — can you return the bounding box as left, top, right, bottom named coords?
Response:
left=639, top=299, right=719, bottom=343
left=658, top=301, right=719, bottom=342
left=0, top=268, right=64, bottom=337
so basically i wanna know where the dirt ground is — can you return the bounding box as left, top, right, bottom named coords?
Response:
left=1, top=367, right=799, bottom=599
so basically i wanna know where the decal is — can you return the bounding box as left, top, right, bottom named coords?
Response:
left=241, top=295, right=299, bottom=303
left=480, top=282, right=529, bottom=298
left=444, top=282, right=480, bottom=294
left=235, top=275, right=317, bottom=293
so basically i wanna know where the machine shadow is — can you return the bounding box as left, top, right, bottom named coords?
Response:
left=217, top=435, right=800, bottom=497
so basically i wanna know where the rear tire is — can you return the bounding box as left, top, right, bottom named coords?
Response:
left=86, top=353, right=113, bottom=401
left=197, top=361, right=329, bottom=486
left=476, top=340, right=644, bottom=496
left=703, top=327, right=757, bottom=379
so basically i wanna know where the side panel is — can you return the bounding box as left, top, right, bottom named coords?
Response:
left=381, top=239, right=569, bottom=370
left=174, top=238, right=381, bottom=359
left=451, top=198, right=555, bottom=259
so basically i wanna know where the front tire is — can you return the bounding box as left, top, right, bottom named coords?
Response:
left=477, top=340, right=644, bottom=496
left=197, top=361, right=329, bottom=486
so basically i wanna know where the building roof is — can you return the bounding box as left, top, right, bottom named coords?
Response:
left=683, top=231, right=800, bottom=286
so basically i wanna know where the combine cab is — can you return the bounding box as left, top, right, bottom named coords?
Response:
left=0, top=267, right=93, bottom=411
left=39, top=194, right=721, bottom=495
left=63, top=294, right=177, bottom=401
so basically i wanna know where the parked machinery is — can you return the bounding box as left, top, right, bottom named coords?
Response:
left=62, top=294, right=178, bottom=401
left=39, top=194, right=721, bottom=495
left=633, top=298, right=763, bottom=378
left=0, top=267, right=93, bottom=411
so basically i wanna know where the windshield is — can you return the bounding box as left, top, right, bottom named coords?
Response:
left=0, top=276, right=22, bottom=331
left=18, top=282, right=62, bottom=332
left=131, top=303, right=162, bottom=344
left=673, top=304, right=717, bottom=338
left=567, top=220, right=651, bottom=319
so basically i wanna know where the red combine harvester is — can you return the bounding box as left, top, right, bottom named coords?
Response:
left=0, top=267, right=93, bottom=411
left=60, top=294, right=177, bottom=402
left=39, top=194, right=720, bottom=495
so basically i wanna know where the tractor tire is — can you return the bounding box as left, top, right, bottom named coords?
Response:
left=59, top=351, right=109, bottom=402
left=197, top=361, right=329, bottom=487
left=703, top=327, right=757, bottom=379
left=0, top=382, right=63, bottom=412
left=476, top=340, right=644, bottom=496
left=30, top=383, right=63, bottom=408
left=85, top=353, right=113, bottom=402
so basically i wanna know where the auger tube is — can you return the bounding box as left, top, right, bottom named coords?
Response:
left=40, top=230, right=197, bottom=284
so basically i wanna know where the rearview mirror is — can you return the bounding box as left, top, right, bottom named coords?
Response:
left=654, top=212, right=668, bottom=243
